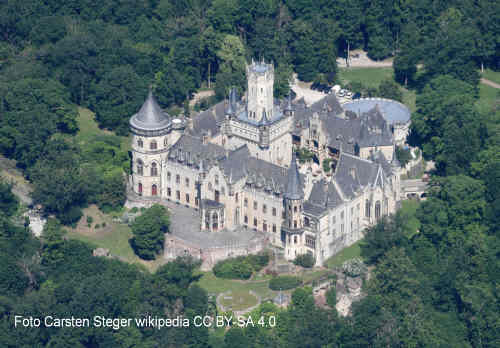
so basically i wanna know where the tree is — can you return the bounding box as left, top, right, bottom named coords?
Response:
left=378, top=79, right=403, bottom=102
left=0, top=180, right=18, bottom=217
left=215, top=34, right=246, bottom=99
left=41, top=218, right=66, bottom=267
left=130, top=204, right=169, bottom=260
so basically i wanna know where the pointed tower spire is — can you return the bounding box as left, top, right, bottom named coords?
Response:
left=284, top=151, right=303, bottom=200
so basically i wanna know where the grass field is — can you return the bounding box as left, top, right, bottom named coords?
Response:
left=196, top=271, right=278, bottom=301
left=219, top=289, right=259, bottom=311
left=76, top=107, right=131, bottom=151
left=338, top=67, right=417, bottom=111
left=325, top=240, right=363, bottom=269
left=476, top=84, right=498, bottom=114
left=482, top=69, right=500, bottom=84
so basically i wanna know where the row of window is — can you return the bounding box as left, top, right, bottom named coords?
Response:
left=243, top=198, right=279, bottom=216
left=137, top=183, right=157, bottom=196
left=243, top=215, right=277, bottom=233
left=136, top=138, right=167, bottom=150
left=136, top=160, right=157, bottom=176
left=166, top=187, right=199, bottom=206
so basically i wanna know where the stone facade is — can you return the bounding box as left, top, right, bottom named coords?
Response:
left=129, top=62, right=403, bottom=267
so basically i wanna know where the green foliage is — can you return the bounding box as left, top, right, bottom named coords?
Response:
left=378, top=79, right=403, bottom=102
left=130, top=204, right=169, bottom=260
left=395, top=146, right=412, bottom=167
left=0, top=180, right=18, bottom=216
left=296, top=148, right=314, bottom=163
left=268, top=275, right=302, bottom=290
left=293, top=253, right=315, bottom=268
left=322, top=158, right=333, bottom=173
left=326, top=286, right=336, bottom=308
left=213, top=252, right=269, bottom=280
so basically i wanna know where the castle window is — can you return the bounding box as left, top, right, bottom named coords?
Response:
left=365, top=200, right=370, bottom=218
left=304, top=217, right=310, bottom=227
left=215, top=175, right=219, bottom=186
left=176, top=174, right=180, bottom=184
left=294, top=236, right=297, bottom=244
left=235, top=193, right=239, bottom=202
left=152, top=184, right=158, bottom=196
left=176, top=190, right=180, bottom=200
left=263, top=204, right=267, bottom=214
left=164, top=138, right=168, bottom=147
left=263, top=221, right=267, bottom=232
left=294, top=206, right=297, bottom=213
left=244, top=215, right=248, bottom=224
left=195, top=197, right=199, bottom=206
left=167, top=187, right=171, bottom=197
left=254, top=218, right=257, bottom=227
left=306, top=235, right=315, bottom=249
left=138, top=139, right=143, bottom=148
left=244, top=198, right=248, bottom=207
left=294, top=221, right=297, bottom=228
left=272, top=224, right=276, bottom=233
left=375, top=200, right=381, bottom=219
left=186, top=193, right=190, bottom=203
left=150, top=140, right=157, bottom=150
left=272, top=207, right=277, bottom=216
left=253, top=201, right=257, bottom=210
left=167, top=172, right=171, bottom=181
left=137, top=159, right=143, bottom=175
left=138, top=182, right=142, bottom=195
left=185, top=178, right=189, bottom=187
left=151, top=162, right=158, bottom=176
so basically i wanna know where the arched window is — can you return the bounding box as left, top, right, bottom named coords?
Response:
left=138, top=182, right=142, bottom=195
left=304, top=217, right=310, bottom=227
left=215, top=175, right=219, bottom=186
left=212, top=212, right=218, bottom=231
left=137, top=159, right=143, bottom=175
left=150, top=140, right=157, bottom=150
left=164, top=137, right=168, bottom=147
left=137, top=138, right=143, bottom=148
left=151, top=162, right=158, bottom=176
left=375, top=201, right=381, bottom=219
left=152, top=184, right=158, bottom=196
left=365, top=200, right=370, bottom=218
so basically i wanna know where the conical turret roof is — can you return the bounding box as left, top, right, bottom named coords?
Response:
left=284, top=151, right=303, bottom=200
left=130, top=90, right=170, bottom=131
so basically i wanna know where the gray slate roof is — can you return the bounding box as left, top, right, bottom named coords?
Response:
left=334, top=153, right=380, bottom=199
left=284, top=152, right=303, bottom=200
left=343, top=99, right=411, bottom=125
left=189, top=101, right=226, bottom=137
left=304, top=179, right=343, bottom=216
left=168, top=134, right=226, bottom=170
left=130, top=91, right=170, bottom=131
left=219, top=146, right=303, bottom=195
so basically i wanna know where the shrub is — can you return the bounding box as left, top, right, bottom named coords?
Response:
left=326, top=287, right=336, bottom=307
left=213, top=252, right=269, bottom=280
left=101, top=222, right=106, bottom=227
left=86, top=216, right=93, bottom=224
left=130, top=207, right=139, bottom=213
left=59, top=206, right=83, bottom=226
left=293, top=253, right=315, bottom=268
left=269, top=276, right=302, bottom=290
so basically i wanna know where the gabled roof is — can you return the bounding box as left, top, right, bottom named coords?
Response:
left=304, top=179, right=343, bottom=216
left=168, top=134, right=226, bottom=170
left=130, top=91, right=170, bottom=131
left=334, top=153, right=379, bottom=199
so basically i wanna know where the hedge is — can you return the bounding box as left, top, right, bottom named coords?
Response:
left=213, top=252, right=270, bottom=280
left=293, top=253, right=315, bottom=268
left=269, top=276, right=303, bottom=290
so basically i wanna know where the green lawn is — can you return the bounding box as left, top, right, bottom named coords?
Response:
left=482, top=69, right=500, bottom=84
left=196, top=271, right=278, bottom=301
left=476, top=84, right=498, bottom=114
left=325, top=240, right=362, bottom=269
left=219, top=289, right=259, bottom=311
left=338, top=67, right=394, bottom=88
left=66, top=205, right=165, bottom=272
left=76, top=107, right=131, bottom=151
left=338, top=67, right=417, bottom=111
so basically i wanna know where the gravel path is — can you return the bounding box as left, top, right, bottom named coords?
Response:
left=337, top=50, right=393, bottom=68
left=481, top=78, right=500, bottom=89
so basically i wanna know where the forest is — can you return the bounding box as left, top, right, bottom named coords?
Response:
left=0, top=0, right=499, bottom=347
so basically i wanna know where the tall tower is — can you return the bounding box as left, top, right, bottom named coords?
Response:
left=282, top=151, right=304, bottom=259
left=246, top=59, right=274, bottom=123
left=129, top=91, right=172, bottom=197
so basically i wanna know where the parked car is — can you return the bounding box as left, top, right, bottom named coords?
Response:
left=352, top=92, right=361, bottom=100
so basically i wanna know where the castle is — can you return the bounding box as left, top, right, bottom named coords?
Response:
left=129, top=60, right=405, bottom=266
